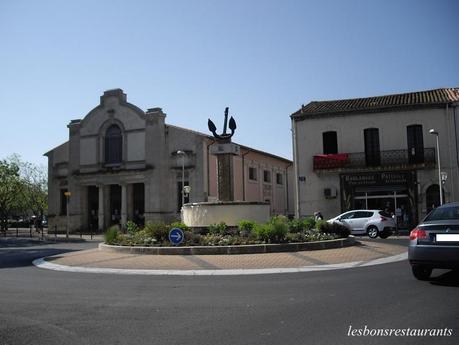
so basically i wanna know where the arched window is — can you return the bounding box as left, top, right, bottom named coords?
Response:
left=105, top=125, right=122, bottom=164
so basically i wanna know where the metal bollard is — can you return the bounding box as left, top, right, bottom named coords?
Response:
left=29, top=224, right=32, bottom=238
left=16, top=225, right=18, bottom=237
left=55, top=225, right=57, bottom=241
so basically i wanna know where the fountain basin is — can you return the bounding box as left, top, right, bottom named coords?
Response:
left=182, top=201, right=270, bottom=227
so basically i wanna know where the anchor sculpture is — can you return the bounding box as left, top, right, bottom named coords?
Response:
left=207, top=107, right=238, bottom=201
left=208, top=107, right=237, bottom=140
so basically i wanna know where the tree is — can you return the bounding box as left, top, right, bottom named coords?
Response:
left=0, top=159, right=23, bottom=230
left=0, top=155, right=48, bottom=231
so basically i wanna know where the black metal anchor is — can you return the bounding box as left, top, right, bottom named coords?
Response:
left=208, top=107, right=236, bottom=140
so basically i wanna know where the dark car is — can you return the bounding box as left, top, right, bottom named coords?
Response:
left=408, top=202, right=459, bottom=280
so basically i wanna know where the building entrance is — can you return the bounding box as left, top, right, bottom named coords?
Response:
left=341, top=171, right=418, bottom=229
left=110, top=185, right=121, bottom=225
left=87, top=186, right=99, bottom=231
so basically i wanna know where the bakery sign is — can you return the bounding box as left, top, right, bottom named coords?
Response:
left=341, top=171, right=413, bottom=187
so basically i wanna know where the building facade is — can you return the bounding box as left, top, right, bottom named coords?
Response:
left=291, top=88, right=459, bottom=228
left=46, top=89, right=293, bottom=232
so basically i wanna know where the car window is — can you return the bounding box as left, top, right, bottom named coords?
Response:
left=424, top=205, right=459, bottom=221
left=355, top=211, right=373, bottom=218
left=340, top=212, right=355, bottom=219
left=379, top=211, right=391, bottom=217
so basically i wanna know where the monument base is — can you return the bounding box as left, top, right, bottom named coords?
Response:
left=182, top=201, right=270, bottom=227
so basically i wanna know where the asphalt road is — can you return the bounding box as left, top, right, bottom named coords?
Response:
left=0, top=238, right=458, bottom=345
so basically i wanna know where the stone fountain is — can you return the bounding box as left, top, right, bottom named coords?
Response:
left=181, top=107, right=270, bottom=228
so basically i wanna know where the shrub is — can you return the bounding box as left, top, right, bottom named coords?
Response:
left=169, top=222, right=189, bottom=232
left=288, top=218, right=304, bottom=233
left=318, top=221, right=350, bottom=238
left=208, top=222, right=228, bottom=235
left=254, top=220, right=288, bottom=243
left=126, top=220, right=139, bottom=235
left=302, top=217, right=316, bottom=230
left=270, top=215, right=288, bottom=225
left=238, top=220, right=256, bottom=235
left=144, top=222, right=169, bottom=242
left=105, top=225, right=120, bottom=244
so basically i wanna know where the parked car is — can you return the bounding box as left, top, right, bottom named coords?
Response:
left=408, top=202, right=459, bottom=280
left=328, top=210, right=396, bottom=238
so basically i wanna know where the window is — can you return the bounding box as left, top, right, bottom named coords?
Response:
left=249, top=167, right=257, bottom=181
left=407, top=125, right=424, bottom=164
left=276, top=173, right=283, bottom=185
left=364, top=128, right=381, bottom=166
left=263, top=170, right=271, bottom=183
left=105, top=124, right=122, bottom=164
left=340, top=211, right=355, bottom=220
left=60, top=189, right=68, bottom=216
left=354, top=211, right=373, bottom=218
left=323, top=131, right=338, bottom=154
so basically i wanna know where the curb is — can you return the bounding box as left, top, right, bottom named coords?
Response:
left=32, top=252, right=408, bottom=276
left=99, top=236, right=356, bottom=255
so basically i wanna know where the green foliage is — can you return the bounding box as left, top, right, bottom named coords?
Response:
left=144, top=222, right=169, bottom=242
left=104, top=225, right=120, bottom=244
left=238, top=220, right=256, bottom=235
left=288, top=218, right=304, bottom=233
left=302, top=217, right=316, bottom=230
left=208, top=222, right=228, bottom=235
left=169, top=221, right=190, bottom=232
left=126, top=220, right=139, bottom=235
left=0, top=154, right=48, bottom=230
left=317, top=221, right=350, bottom=238
left=254, top=219, right=288, bottom=243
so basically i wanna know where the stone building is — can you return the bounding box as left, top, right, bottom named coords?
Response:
left=46, top=89, right=293, bottom=232
left=291, top=88, right=459, bottom=228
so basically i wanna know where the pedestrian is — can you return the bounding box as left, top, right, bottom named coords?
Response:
left=314, top=211, right=323, bottom=221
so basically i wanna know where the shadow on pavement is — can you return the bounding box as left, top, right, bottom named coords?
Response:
left=430, top=270, right=459, bottom=287
left=0, top=238, right=84, bottom=269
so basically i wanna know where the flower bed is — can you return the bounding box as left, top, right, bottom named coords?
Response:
left=104, top=216, right=350, bottom=247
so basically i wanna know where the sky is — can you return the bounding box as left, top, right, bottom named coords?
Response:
left=1, top=0, right=458, bottom=168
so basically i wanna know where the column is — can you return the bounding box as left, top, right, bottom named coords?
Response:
left=121, top=183, right=127, bottom=228
left=98, top=185, right=104, bottom=231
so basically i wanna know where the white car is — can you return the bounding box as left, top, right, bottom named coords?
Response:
left=328, top=210, right=396, bottom=238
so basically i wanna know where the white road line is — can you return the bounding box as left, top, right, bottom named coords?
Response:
left=32, top=252, right=408, bottom=276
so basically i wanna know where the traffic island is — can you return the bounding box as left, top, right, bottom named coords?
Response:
left=99, top=236, right=357, bottom=255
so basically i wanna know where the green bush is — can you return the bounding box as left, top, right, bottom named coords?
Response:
left=269, top=215, right=288, bottom=225
left=208, top=222, right=228, bottom=235
left=238, top=220, right=256, bottom=235
left=169, top=222, right=189, bottom=232
left=126, top=220, right=139, bottom=235
left=317, top=221, right=350, bottom=238
left=144, top=222, right=169, bottom=242
left=254, top=220, right=288, bottom=243
left=104, top=225, right=120, bottom=244
left=302, top=217, right=316, bottom=230
left=288, top=218, right=304, bottom=233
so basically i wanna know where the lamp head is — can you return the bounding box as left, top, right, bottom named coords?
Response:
left=176, top=150, right=185, bottom=155
left=429, top=129, right=439, bottom=135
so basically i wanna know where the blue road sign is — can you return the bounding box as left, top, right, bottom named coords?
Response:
left=169, top=228, right=184, bottom=245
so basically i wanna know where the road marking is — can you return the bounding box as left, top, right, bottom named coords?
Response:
left=32, top=252, right=408, bottom=276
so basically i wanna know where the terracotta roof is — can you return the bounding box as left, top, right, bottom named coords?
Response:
left=292, top=88, right=459, bottom=118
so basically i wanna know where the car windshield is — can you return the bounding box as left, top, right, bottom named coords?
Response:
left=424, top=205, right=459, bottom=221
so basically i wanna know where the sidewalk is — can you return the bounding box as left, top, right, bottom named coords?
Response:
left=40, top=238, right=408, bottom=272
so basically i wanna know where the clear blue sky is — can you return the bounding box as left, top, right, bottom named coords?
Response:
left=1, top=0, right=458, bottom=167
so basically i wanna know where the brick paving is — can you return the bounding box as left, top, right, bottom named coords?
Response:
left=45, top=238, right=408, bottom=270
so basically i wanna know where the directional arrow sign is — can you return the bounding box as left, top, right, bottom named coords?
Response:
left=169, top=228, right=184, bottom=246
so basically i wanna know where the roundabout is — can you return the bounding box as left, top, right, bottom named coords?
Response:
left=32, top=238, right=408, bottom=276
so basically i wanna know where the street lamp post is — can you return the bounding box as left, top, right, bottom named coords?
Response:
left=64, top=191, right=71, bottom=239
left=429, top=129, right=443, bottom=205
left=176, top=150, right=186, bottom=208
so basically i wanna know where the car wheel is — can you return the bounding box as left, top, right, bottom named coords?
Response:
left=411, top=265, right=432, bottom=280
left=367, top=226, right=379, bottom=239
